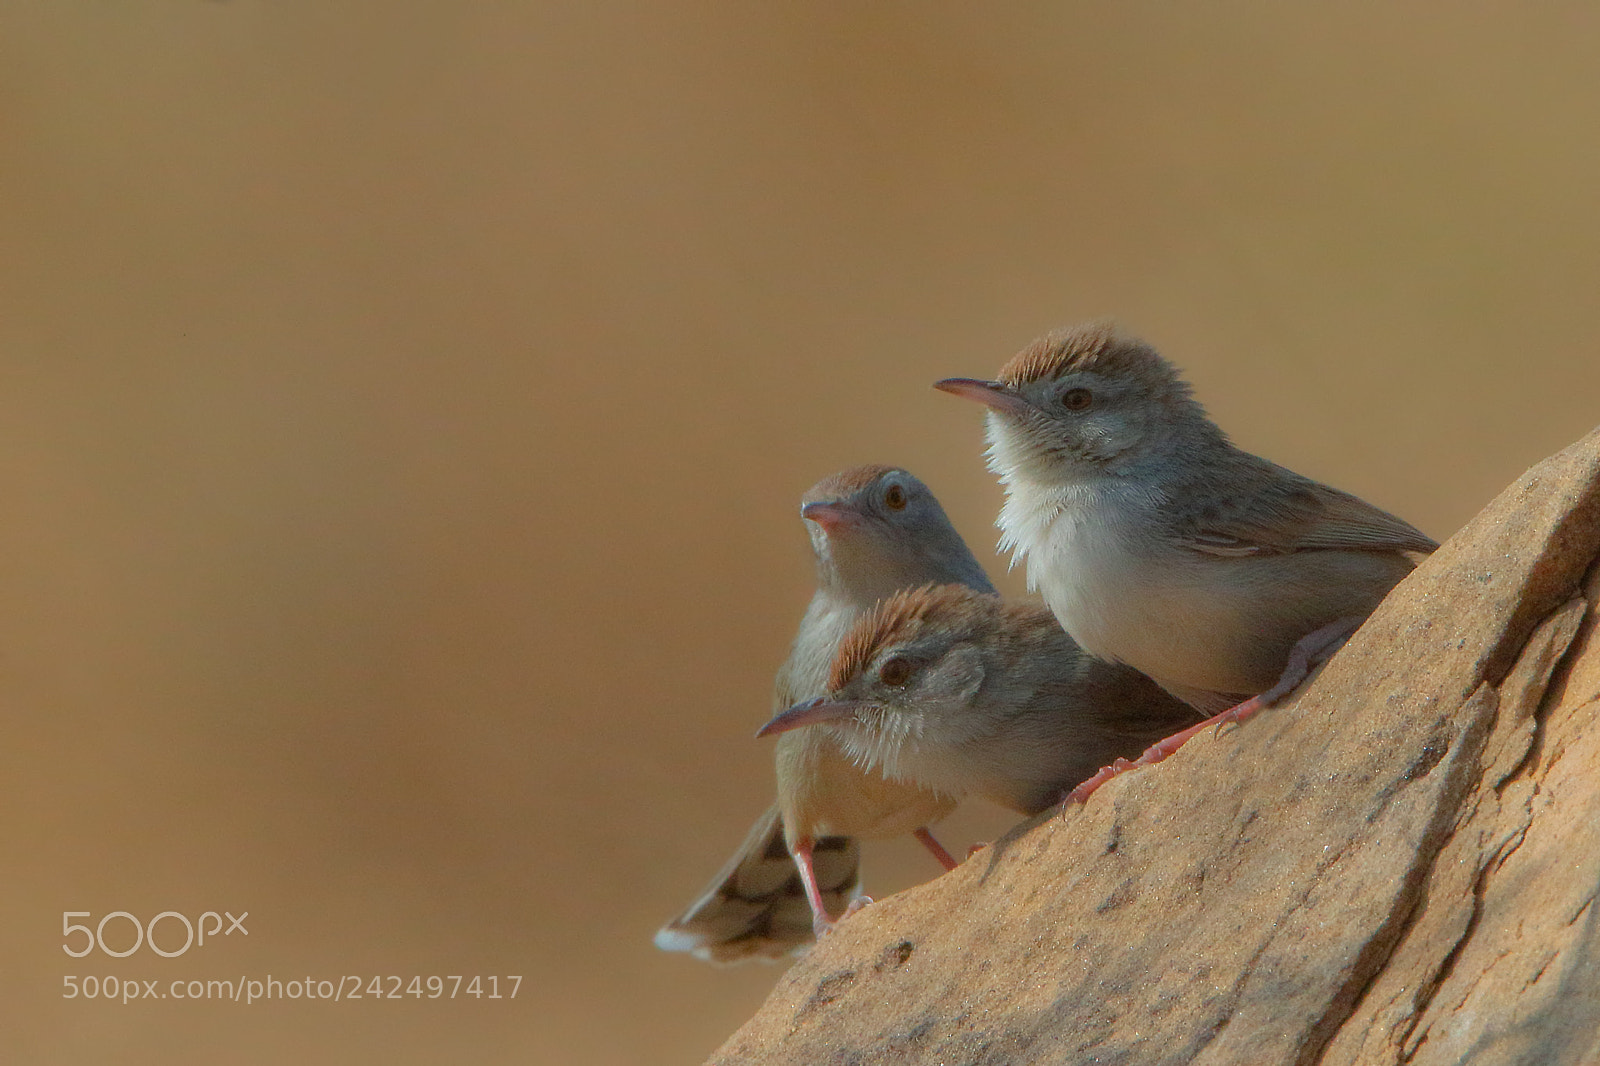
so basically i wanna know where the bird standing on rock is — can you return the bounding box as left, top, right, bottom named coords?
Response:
left=656, top=466, right=995, bottom=963
left=936, top=322, right=1437, bottom=798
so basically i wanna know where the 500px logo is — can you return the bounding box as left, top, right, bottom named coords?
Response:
left=62, top=911, right=248, bottom=958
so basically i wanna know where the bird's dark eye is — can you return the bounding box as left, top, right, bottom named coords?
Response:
left=1060, top=387, right=1092, bottom=411
left=878, top=656, right=913, bottom=687
left=883, top=484, right=907, bottom=510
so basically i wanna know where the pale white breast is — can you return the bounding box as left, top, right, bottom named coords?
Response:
left=987, top=413, right=1192, bottom=678
left=1001, top=477, right=1277, bottom=697
left=1000, top=481, right=1148, bottom=661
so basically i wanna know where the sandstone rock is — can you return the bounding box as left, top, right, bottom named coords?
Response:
left=708, top=426, right=1600, bottom=1066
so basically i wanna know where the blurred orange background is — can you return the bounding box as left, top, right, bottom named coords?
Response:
left=4, top=5, right=1599, bottom=1063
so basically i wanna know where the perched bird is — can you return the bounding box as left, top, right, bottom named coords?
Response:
left=758, top=583, right=1197, bottom=818
left=936, top=323, right=1437, bottom=796
left=656, top=466, right=996, bottom=963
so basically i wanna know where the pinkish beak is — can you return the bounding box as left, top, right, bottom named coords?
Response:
left=755, top=697, right=867, bottom=738
left=800, top=500, right=860, bottom=531
left=933, top=377, right=1033, bottom=418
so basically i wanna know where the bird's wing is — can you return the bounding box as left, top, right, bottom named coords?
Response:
left=1175, top=455, right=1439, bottom=557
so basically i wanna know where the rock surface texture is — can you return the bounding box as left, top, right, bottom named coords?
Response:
left=709, top=427, right=1600, bottom=1066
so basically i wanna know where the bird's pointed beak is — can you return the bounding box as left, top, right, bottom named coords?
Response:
left=933, top=377, right=1032, bottom=417
left=800, top=500, right=859, bottom=531
left=755, top=697, right=865, bottom=738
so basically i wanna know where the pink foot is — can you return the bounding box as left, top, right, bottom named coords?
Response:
left=815, top=894, right=874, bottom=938
left=1062, top=755, right=1141, bottom=807
left=1061, top=616, right=1364, bottom=806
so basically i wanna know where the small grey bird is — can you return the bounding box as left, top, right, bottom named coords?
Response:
left=936, top=323, right=1437, bottom=794
left=757, top=583, right=1197, bottom=817
left=656, top=465, right=996, bottom=963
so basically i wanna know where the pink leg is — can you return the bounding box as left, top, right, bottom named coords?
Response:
left=1204, top=616, right=1361, bottom=736
left=913, top=826, right=960, bottom=872
left=790, top=837, right=833, bottom=938
left=1063, top=616, right=1363, bottom=806
left=793, top=837, right=871, bottom=938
